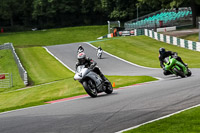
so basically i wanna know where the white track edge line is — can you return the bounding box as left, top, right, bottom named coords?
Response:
left=43, top=47, right=75, bottom=73
left=116, top=103, right=200, bottom=133
left=84, top=42, right=158, bottom=70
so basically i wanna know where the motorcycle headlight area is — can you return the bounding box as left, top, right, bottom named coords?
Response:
left=78, top=73, right=82, bottom=77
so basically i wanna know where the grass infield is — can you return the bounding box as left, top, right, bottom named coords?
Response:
left=92, top=36, right=200, bottom=68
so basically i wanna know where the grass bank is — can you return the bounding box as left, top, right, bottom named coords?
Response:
left=92, top=36, right=200, bottom=68
left=0, top=25, right=107, bottom=48
left=0, top=49, right=25, bottom=91
left=0, top=75, right=157, bottom=113
left=125, top=105, right=200, bottom=133
left=180, top=33, right=199, bottom=42
left=16, top=47, right=73, bottom=85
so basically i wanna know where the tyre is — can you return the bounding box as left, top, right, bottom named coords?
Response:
left=186, top=69, right=192, bottom=77
left=104, top=82, right=113, bottom=94
left=83, top=79, right=97, bottom=98
left=174, top=67, right=185, bottom=78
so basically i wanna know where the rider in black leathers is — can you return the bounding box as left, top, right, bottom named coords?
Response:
left=97, top=46, right=102, bottom=51
left=77, top=45, right=84, bottom=53
left=159, top=47, right=187, bottom=75
left=76, top=52, right=108, bottom=81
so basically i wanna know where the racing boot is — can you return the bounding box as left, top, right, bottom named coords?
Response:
left=184, top=63, right=188, bottom=68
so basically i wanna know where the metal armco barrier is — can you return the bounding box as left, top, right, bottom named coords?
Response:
left=0, top=73, right=13, bottom=88
left=0, top=43, right=28, bottom=86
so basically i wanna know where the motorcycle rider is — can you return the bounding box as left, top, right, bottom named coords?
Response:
left=159, top=47, right=187, bottom=75
left=77, top=45, right=84, bottom=53
left=97, top=46, right=102, bottom=51
left=76, top=52, right=108, bottom=81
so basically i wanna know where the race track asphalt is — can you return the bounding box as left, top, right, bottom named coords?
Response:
left=0, top=42, right=200, bottom=133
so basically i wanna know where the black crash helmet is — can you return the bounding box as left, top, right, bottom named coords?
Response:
left=159, top=47, right=166, bottom=55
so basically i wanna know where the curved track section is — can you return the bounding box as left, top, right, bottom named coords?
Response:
left=45, top=42, right=161, bottom=77
left=0, top=43, right=200, bottom=133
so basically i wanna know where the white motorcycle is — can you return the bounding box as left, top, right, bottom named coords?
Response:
left=74, top=65, right=113, bottom=97
left=97, top=49, right=103, bottom=59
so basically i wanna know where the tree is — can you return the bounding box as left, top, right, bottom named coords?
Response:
left=32, top=0, right=81, bottom=28
left=0, top=0, right=23, bottom=26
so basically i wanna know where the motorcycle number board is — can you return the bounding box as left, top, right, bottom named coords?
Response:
left=0, top=74, right=5, bottom=79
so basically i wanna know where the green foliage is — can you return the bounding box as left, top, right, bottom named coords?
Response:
left=0, top=0, right=33, bottom=26
left=195, top=0, right=200, bottom=5
left=0, top=0, right=157, bottom=29
left=137, top=0, right=189, bottom=8
left=0, top=0, right=200, bottom=29
left=110, top=9, right=128, bottom=20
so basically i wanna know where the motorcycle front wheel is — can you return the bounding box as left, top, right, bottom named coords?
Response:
left=174, top=67, right=185, bottom=78
left=186, top=69, right=192, bottom=77
left=104, top=82, right=113, bottom=94
left=83, top=79, right=97, bottom=98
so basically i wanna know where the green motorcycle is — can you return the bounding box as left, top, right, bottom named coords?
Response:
left=163, top=56, right=192, bottom=78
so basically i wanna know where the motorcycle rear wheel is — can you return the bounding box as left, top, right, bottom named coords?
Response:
left=83, top=79, right=97, bottom=98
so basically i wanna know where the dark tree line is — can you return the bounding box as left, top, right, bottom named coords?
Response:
left=0, top=0, right=199, bottom=31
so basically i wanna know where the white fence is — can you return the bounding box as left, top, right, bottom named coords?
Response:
left=0, top=43, right=28, bottom=86
left=0, top=73, right=13, bottom=88
left=144, top=29, right=200, bottom=52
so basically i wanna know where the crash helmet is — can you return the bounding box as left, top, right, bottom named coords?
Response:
left=77, top=52, right=86, bottom=64
left=159, top=47, right=166, bottom=55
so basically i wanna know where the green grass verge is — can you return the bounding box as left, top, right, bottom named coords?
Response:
left=0, top=25, right=107, bottom=48
left=16, top=47, right=74, bottom=85
left=0, top=49, right=25, bottom=91
left=92, top=36, right=200, bottom=68
left=124, top=106, right=200, bottom=133
left=0, top=75, right=157, bottom=113
left=180, top=33, right=199, bottom=42
left=0, top=44, right=157, bottom=113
